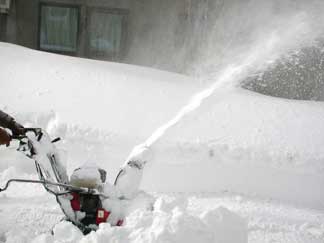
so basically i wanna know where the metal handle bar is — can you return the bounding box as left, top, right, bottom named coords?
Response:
left=0, top=179, right=95, bottom=195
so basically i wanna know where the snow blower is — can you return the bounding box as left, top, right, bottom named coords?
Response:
left=0, top=128, right=129, bottom=234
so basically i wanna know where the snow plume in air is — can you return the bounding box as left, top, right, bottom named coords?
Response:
left=126, top=0, right=324, bottom=77
left=143, top=12, right=314, bottom=148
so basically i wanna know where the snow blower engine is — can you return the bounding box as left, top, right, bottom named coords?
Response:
left=0, top=128, right=122, bottom=234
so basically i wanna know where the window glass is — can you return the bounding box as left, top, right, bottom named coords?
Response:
left=88, top=10, right=126, bottom=59
left=40, top=5, right=78, bottom=53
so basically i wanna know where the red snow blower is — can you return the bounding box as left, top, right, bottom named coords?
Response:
left=0, top=128, right=123, bottom=234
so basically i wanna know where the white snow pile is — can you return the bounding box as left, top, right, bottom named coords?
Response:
left=29, top=197, right=246, bottom=243
left=1, top=43, right=324, bottom=242
left=1, top=42, right=324, bottom=209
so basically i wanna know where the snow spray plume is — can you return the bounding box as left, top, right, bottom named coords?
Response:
left=119, top=4, right=324, bottom=195
left=140, top=12, right=317, bottom=149
left=126, top=0, right=324, bottom=76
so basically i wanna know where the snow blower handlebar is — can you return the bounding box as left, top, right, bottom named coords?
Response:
left=0, top=128, right=97, bottom=197
left=0, top=178, right=100, bottom=197
left=11, top=128, right=61, bottom=157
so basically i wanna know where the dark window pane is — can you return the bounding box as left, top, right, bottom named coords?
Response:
left=88, top=10, right=126, bottom=59
left=40, top=5, right=78, bottom=53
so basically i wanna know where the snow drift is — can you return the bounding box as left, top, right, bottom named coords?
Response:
left=0, top=42, right=324, bottom=212
left=1, top=42, right=324, bottom=242
left=58, top=201, right=247, bottom=243
left=2, top=197, right=247, bottom=243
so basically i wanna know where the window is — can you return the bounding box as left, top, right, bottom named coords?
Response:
left=39, top=3, right=79, bottom=54
left=87, top=8, right=128, bottom=60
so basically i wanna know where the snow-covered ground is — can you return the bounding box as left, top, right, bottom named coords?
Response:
left=0, top=193, right=323, bottom=243
left=0, top=43, right=324, bottom=242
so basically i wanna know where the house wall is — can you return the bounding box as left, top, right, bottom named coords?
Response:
left=0, top=14, right=7, bottom=41
left=4, top=0, right=131, bottom=56
left=15, top=0, right=39, bottom=49
left=3, top=0, right=209, bottom=73
left=3, top=0, right=215, bottom=74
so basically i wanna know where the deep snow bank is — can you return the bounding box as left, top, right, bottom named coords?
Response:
left=29, top=197, right=247, bottom=243
left=143, top=88, right=324, bottom=209
left=1, top=43, right=324, bottom=209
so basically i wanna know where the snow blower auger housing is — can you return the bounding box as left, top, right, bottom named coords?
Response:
left=0, top=128, right=119, bottom=234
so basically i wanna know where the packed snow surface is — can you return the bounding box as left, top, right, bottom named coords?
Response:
left=0, top=43, right=324, bottom=242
